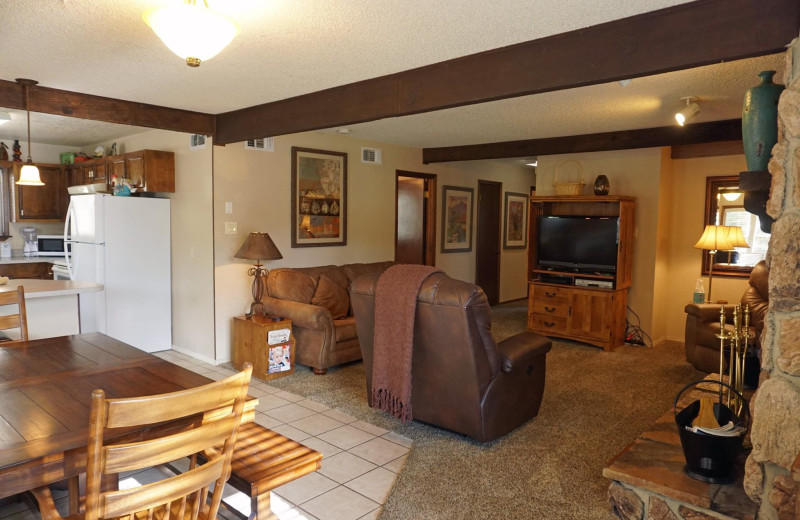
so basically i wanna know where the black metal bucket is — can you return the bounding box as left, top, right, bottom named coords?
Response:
left=673, top=380, right=750, bottom=484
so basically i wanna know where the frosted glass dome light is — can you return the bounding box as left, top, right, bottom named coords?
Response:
left=144, top=1, right=239, bottom=67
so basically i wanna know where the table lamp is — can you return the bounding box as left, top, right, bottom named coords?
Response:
left=693, top=225, right=734, bottom=303
left=234, top=232, right=283, bottom=317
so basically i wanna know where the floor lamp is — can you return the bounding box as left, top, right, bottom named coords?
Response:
left=693, top=225, right=734, bottom=303
left=235, top=232, right=283, bottom=317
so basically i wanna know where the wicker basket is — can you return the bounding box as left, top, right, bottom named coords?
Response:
left=553, top=160, right=585, bottom=195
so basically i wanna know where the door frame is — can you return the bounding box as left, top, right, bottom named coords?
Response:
left=395, top=170, right=437, bottom=266
left=476, top=179, right=502, bottom=305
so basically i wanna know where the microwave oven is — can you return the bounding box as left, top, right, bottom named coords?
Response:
left=37, top=235, right=70, bottom=257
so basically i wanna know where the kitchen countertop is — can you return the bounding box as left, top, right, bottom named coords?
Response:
left=0, top=256, right=63, bottom=265
left=0, top=279, right=102, bottom=298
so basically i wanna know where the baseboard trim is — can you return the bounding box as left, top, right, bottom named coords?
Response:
left=496, top=297, right=527, bottom=305
left=172, top=345, right=223, bottom=366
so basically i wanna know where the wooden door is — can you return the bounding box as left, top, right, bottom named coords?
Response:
left=395, top=171, right=436, bottom=266
left=476, top=180, right=501, bottom=305
left=567, top=289, right=612, bottom=340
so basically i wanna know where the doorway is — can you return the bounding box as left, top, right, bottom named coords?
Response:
left=395, top=171, right=436, bottom=265
left=476, top=180, right=502, bottom=305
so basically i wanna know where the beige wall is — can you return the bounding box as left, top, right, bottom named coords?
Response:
left=537, top=148, right=664, bottom=339
left=84, top=130, right=216, bottom=362
left=663, top=154, right=750, bottom=341
left=212, top=131, right=534, bottom=361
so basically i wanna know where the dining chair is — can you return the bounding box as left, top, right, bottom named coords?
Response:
left=32, top=363, right=253, bottom=520
left=0, top=286, right=28, bottom=342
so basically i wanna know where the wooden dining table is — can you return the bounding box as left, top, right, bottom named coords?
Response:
left=0, top=332, right=255, bottom=500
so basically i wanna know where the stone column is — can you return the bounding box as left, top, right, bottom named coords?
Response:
left=743, top=34, right=800, bottom=520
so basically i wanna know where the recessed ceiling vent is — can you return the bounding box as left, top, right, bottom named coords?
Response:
left=361, top=147, right=382, bottom=164
left=189, top=134, right=208, bottom=150
left=245, top=137, right=274, bottom=152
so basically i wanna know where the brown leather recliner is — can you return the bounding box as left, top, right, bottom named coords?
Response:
left=684, top=260, right=768, bottom=375
left=351, top=271, right=552, bottom=443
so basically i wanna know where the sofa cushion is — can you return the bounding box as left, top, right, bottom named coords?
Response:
left=333, top=317, right=358, bottom=343
left=312, top=275, right=350, bottom=319
left=268, top=270, right=318, bottom=304
left=294, top=265, right=349, bottom=291
left=341, top=261, right=396, bottom=285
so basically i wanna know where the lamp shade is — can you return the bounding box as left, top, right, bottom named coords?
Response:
left=724, top=226, right=750, bottom=249
left=693, top=225, right=735, bottom=251
left=17, top=163, right=44, bottom=186
left=234, top=232, right=283, bottom=261
left=143, top=1, right=239, bottom=67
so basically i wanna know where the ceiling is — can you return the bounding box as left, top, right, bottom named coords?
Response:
left=0, top=0, right=787, bottom=150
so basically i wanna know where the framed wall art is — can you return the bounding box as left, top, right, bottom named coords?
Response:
left=291, top=147, right=347, bottom=247
left=440, top=185, right=474, bottom=253
left=503, top=192, right=528, bottom=249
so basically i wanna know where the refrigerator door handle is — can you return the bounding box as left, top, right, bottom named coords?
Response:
left=64, top=200, right=75, bottom=280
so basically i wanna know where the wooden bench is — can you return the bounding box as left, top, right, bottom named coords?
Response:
left=203, top=422, right=323, bottom=520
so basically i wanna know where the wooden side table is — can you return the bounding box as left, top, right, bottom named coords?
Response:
left=233, top=315, right=296, bottom=381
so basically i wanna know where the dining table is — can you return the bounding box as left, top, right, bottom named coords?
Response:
left=0, top=332, right=256, bottom=500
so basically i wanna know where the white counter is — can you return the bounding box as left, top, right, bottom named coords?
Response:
left=0, top=256, right=61, bottom=265
left=0, top=279, right=103, bottom=340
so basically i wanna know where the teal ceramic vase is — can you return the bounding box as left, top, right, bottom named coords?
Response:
left=742, top=70, right=784, bottom=172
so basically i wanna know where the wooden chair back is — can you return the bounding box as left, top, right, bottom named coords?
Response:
left=83, top=364, right=252, bottom=520
left=0, top=286, right=28, bottom=342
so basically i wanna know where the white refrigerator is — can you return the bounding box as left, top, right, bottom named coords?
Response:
left=64, top=194, right=172, bottom=353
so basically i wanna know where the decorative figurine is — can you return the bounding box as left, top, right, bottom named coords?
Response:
left=593, top=174, right=610, bottom=196
left=12, top=140, right=21, bottom=162
left=0, top=142, right=8, bottom=161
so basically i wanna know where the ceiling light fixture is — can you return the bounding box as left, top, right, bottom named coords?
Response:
left=15, top=79, right=44, bottom=186
left=0, top=112, right=10, bottom=126
left=143, top=0, right=239, bottom=67
left=675, top=96, right=700, bottom=126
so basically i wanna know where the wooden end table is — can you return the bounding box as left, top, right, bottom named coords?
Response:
left=233, top=315, right=296, bottom=381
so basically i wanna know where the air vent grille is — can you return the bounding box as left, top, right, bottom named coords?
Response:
left=189, top=134, right=207, bottom=150
left=361, top=147, right=382, bottom=164
left=245, top=137, right=274, bottom=152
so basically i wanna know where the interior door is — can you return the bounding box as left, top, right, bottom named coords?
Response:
left=476, top=180, right=502, bottom=305
left=395, top=171, right=436, bottom=265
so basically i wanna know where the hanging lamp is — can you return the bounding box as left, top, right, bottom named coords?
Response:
left=15, top=79, right=43, bottom=186
left=143, top=0, right=239, bottom=67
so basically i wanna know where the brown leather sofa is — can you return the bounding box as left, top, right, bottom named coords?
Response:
left=351, top=271, right=552, bottom=442
left=684, top=260, right=768, bottom=378
left=260, top=261, right=394, bottom=375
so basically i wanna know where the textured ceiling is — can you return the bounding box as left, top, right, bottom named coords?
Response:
left=0, top=0, right=784, bottom=149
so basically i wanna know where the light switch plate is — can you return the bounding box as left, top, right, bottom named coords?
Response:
left=225, top=202, right=233, bottom=214
left=225, top=222, right=237, bottom=234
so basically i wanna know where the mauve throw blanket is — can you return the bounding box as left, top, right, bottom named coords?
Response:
left=372, top=264, right=441, bottom=423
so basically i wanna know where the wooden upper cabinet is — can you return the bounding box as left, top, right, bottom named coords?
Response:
left=13, top=163, right=66, bottom=221
left=83, top=160, right=107, bottom=184
left=105, top=150, right=174, bottom=193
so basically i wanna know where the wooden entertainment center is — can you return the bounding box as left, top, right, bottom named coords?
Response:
left=527, top=195, right=635, bottom=351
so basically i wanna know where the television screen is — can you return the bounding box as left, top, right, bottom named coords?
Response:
left=537, top=216, right=619, bottom=272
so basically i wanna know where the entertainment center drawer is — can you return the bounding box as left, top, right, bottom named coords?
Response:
left=533, top=284, right=570, bottom=303
left=532, top=301, right=569, bottom=318
left=530, top=314, right=567, bottom=332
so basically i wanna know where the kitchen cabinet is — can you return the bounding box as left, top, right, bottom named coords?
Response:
left=83, top=160, right=107, bottom=185
left=0, top=262, right=54, bottom=280
left=71, top=150, right=174, bottom=193
left=5, top=162, right=68, bottom=222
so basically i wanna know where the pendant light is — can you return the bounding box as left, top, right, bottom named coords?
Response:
left=15, top=79, right=44, bottom=186
left=144, top=0, right=239, bottom=67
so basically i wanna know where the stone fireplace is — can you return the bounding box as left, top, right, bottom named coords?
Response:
left=743, top=35, right=800, bottom=520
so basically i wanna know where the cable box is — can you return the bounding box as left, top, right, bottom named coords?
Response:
left=575, top=279, right=613, bottom=289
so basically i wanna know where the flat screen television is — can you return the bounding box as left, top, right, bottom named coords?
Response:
left=537, top=216, right=619, bottom=273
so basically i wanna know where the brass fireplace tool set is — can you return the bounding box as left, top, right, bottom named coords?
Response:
left=715, top=303, right=753, bottom=417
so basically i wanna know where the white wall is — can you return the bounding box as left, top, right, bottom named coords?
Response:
left=84, top=130, right=216, bottom=362
left=212, top=131, right=534, bottom=362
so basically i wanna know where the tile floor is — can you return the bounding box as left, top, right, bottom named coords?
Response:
left=0, top=350, right=411, bottom=520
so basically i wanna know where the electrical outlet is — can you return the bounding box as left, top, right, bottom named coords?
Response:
left=224, top=222, right=237, bottom=234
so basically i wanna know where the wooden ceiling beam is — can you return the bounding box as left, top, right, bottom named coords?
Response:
left=421, top=120, right=743, bottom=163
left=214, top=0, right=798, bottom=145
left=0, top=79, right=216, bottom=137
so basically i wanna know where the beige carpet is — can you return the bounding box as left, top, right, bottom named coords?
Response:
left=263, top=301, right=704, bottom=519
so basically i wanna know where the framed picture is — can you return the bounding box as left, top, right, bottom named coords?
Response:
left=291, top=147, right=347, bottom=247
left=503, top=192, right=528, bottom=249
left=440, top=185, right=474, bottom=253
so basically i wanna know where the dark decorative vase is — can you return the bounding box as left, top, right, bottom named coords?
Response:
left=593, top=174, right=610, bottom=196
left=12, top=140, right=21, bottom=162
left=742, top=71, right=784, bottom=172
